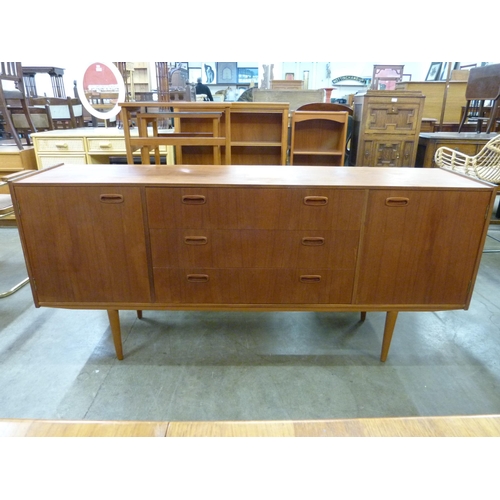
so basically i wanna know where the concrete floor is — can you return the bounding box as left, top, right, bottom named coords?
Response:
left=1, top=225, right=500, bottom=422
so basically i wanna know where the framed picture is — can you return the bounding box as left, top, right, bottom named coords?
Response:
left=238, top=67, right=258, bottom=84
left=285, top=72, right=294, bottom=80
left=201, top=63, right=216, bottom=84
left=217, top=62, right=237, bottom=84
left=189, top=67, right=202, bottom=83
left=426, top=62, right=442, bottom=81
left=439, top=62, right=449, bottom=80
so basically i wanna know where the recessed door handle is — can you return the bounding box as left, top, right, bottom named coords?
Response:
left=182, top=195, right=206, bottom=205
left=300, top=275, right=322, bottom=283
left=184, top=236, right=208, bottom=245
left=187, top=274, right=209, bottom=283
left=301, top=237, right=325, bottom=246
left=99, top=194, right=124, bottom=204
left=385, top=197, right=409, bottom=207
left=304, top=196, right=328, bottom=206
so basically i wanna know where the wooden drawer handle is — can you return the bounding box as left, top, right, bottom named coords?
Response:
left=300, top=275, right=322, bottom=283
left=302, top=237, right=325, bottom=246
left=385, top=197, right=409, bottom=207
left=184, top=236, right=208, bottom=245
left=304, top=196, right=328, bottom=206
left=99, top=194, right=124, bottom=204
left=187, top=274, right=209, bottom=283
left=182, top=195, right=206, bottom=205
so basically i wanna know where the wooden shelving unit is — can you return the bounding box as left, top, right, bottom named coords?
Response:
left=229, top=102, right=289, bottom=165
left=290, top=111, right=348, bottom=166
left=171, top=102, right=289, bottom=165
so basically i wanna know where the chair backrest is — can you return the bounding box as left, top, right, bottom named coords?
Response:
left=0, top=62, right=27, bottom=95
left=11, top=105, right=54, bottom=131
left=465, top=64, right=500, bottom=101
left=32, top=96, right=84, bottom=128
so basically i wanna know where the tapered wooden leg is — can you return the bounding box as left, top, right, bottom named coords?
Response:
left=380, top=311, right=399, bottom=362
left=360, top=311, right=367, bottom=322
left=107, top=309, right=124, bottom=360
left=137, top=310, right=143, bottom=319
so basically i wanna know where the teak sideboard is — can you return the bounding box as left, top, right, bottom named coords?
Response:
left=9, top=164, right=496, bottom=361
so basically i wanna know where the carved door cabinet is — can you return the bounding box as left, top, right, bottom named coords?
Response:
left=9, top=164, right=496, bottom=361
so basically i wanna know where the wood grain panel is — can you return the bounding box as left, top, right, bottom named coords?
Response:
left=15, top=186, right=151, bottom=304
left=355, top=189, right=491, bottom=305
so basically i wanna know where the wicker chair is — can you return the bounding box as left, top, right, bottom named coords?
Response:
left=434, top=135, right=500, bottom=184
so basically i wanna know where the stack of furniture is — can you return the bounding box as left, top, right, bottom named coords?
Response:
left=0, top=62, right=37, bottom=149
left=351, top=90, right=425, bottom=167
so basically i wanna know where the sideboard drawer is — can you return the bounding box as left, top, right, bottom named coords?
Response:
left=146, top=187, right=366, bottom=230
left=153, top=268, right=355, bottom=304
left=150, top=229, right=360, bottom=270
left=34, top=137, right=85, bottom=153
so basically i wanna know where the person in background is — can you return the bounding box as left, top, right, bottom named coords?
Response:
left=195, top=77, right=213, bottom=101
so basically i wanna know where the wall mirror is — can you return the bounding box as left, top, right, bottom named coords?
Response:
left=76, top=62, right=126, bottom=120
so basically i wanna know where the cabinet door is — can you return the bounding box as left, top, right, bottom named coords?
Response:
left=359, top=140, right=415, bottom=167
left=15, top=186, right=151, bottom=304
left=355, top=189, right=491, bottom=305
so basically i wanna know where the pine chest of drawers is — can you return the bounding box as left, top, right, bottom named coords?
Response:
left=9, top=164, right=496, bottom=361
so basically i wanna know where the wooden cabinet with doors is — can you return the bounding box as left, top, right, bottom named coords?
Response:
left=9, top=164, right=495, bottom=362
left=351, top=90, right=425, bottom=167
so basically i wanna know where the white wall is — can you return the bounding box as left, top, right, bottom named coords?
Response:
left=20, top=61, right=492, bottom=99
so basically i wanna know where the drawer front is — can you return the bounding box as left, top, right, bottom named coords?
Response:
left=146, top=187, right=365, bottom=231
left=150, top=229, right=360, bottom=269
left=435, top=142, right=479, bottom=157
left=153, top=268, right=355, bottom=304
left=38, top=154, right=87, bottom=169
left=35, top=137, right=85, bottom=152
left=87, top=138, right=126, bottom=153
left=364, top=103, right=421, bottom=134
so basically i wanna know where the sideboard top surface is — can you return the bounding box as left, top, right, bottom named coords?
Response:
left=13, top=164, right=493, bottom=190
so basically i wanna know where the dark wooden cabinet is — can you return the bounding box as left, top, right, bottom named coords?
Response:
left=351, top=90, right=425, bottom=167
left=9, top=164, right=495, bottom=361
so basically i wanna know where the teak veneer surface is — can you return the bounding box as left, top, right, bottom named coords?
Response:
left=2, top=415, right=500, bottom=437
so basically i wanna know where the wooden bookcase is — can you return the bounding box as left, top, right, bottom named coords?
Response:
left=290, top=111, right=348, bottom=166
left=171, top=102, right=289, bottom=165
left=229, top=102, right=289, bottom=165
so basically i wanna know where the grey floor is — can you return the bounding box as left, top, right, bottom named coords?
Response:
left=1, top=223, right=500, bottom=423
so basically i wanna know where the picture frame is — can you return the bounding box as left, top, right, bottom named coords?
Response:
left=439, top=62, right=449, bottom=81
left=426, top=62, right=442, bottom=81
left=285, top=72, right=294, bottom=80
left=238, top=67, right=258, bottom=84
left=189, top=67, right=202, bottom=83
left=202, top=63, right=216, bottom=84
left=216, top=62, right=238, bottom=84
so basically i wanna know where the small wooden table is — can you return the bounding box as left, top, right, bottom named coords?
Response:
left=416, top=132, right=498, bottom=168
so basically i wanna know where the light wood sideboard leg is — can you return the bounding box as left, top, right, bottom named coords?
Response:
left=107, top=309, right=124, bottom=360
left=380, top=311, right=399, bottom=362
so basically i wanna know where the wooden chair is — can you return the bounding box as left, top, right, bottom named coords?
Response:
left=0, top=62, right=37, bottom=149
left=434, top=134, right=500, bottom=184
left=458, top=64, right=500, bottom=134
left=10, top=105, right=54, bottom=144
